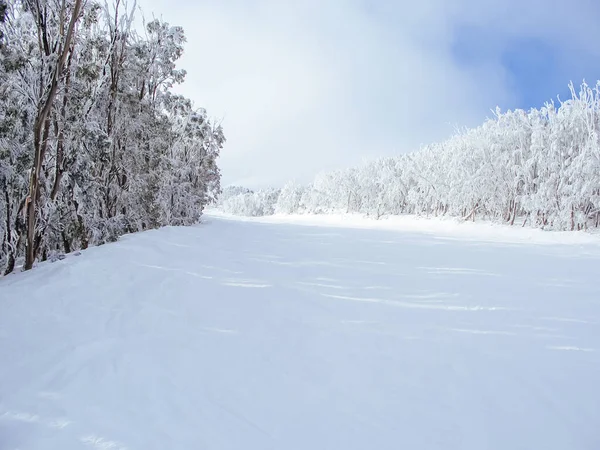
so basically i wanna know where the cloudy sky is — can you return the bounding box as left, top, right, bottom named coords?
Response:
left=138, top=0, right=600, bottom=188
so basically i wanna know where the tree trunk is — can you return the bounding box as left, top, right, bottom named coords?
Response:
left=73, top=199, right=88, bottom=249
left=2, top=187, right=11, bottom=267
left=510, top=200, right=517, bottom=226
left=24, top=0, right=83, bottom=271
left=50, top=49, right=74, bottom=202
left=24, top=116, right=51, bottom=270
left=62, top=229, right=72, bottom=254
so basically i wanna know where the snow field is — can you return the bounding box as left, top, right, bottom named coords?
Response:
left=1, top=215, right=599, bottom=449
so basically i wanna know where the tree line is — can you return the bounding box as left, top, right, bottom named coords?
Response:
left=1, top=0, right=224, bottom=274
left=219, top=81, right=600, bottom=232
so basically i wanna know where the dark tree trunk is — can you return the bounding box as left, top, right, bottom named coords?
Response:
left=510, top=200, right=517, bottom=226
left=24, top=0, right=83, bottom=271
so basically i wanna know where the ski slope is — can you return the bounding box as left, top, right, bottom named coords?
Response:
left=1, top=214, right=600, bottom=450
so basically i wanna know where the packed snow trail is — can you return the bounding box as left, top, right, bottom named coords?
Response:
left=1, top=215, right=600, bottom=450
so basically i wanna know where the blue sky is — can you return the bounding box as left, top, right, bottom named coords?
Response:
left=139, top=0, right=600, bottom=187
left=453, top=24, right=600, bottom=111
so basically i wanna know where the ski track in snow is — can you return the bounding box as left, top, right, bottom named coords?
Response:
left=1, top=214, right=600, bottom=449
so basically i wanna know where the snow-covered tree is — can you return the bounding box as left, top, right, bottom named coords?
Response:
left=0, top=0, right=224, bottom=273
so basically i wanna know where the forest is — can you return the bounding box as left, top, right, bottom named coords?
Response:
left=219, top=81, right=600, bottom=232
left=0, top=0, right=224, bottom=274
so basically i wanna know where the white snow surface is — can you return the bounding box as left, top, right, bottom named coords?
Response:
left=1, top=214, right=600, bottom=449
left=207, top=209, right=600, bottom=246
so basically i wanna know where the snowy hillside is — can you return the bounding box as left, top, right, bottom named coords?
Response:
left=1, top=215, right=600, bottom=450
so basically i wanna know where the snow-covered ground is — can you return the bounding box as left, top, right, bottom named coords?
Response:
left=207, top=209, right=600, bottom=246
left=1, top=214, right=600, bottom=450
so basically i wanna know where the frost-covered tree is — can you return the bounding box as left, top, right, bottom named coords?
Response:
left=275, top=181, right=305, bottom=215
left=0, top=0, right=224, bottom=273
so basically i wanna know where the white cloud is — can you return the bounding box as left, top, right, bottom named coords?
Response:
left=135, top=0, right=597, bottom=188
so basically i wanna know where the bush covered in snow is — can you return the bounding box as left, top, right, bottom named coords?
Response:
left=218, top=188, right=281, bottom=217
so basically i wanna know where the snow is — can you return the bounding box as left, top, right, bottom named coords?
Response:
left=208, top=209, right=600, bottom=246
left=1, top=214, right=600, bottom=450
